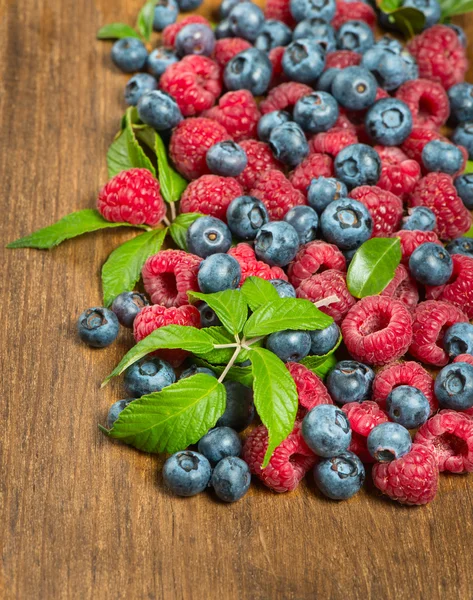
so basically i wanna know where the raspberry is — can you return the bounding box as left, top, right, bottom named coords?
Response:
left=380, top=264, right=419, bottom=313
left=203, top=90, right=260, bottom=142
left=395, top=79, right=449, bottom=130
left=268, top=46, right=288, bottom=88
left=162, top=15, right=210, bottom=48
left=142, top=249, right=201, bottom=307
left=249, top=170, right=306, bottom=220
left=133, top=304, right=201, bottom=367
left=179, top=175, right=244, bottom=221
left=426, top=255, right=473, bottom=319
left=401, top=127, right=446, bottom=163
left=286, top=362, right=333, bottom=413
left=160, top=55, right=221, bottom=117
left=289, top=153, right=334, bottom=197
left=342, top=402, right=389, bottom=463
left=332, top=1, right=376, bottom=30
left=409, top=173, right=472, bottom=240
left=243, top=422, right=316, bottom=492
left=372, top=361, right=437, bottom=413
left=235, top=140, right=283, bottom=191
left=97, top=168, right=165, bottom=227
left=213, top=38, right=252, bottom=69
left=372, top=443, right=438, bottom=505
left=409, top=300, right=468, bottom=366
left=296, top=270, right=356, bottom=324
left=454, top=354, right=473, bottom=367
left=407, top=24, right=468, bottom=90
left=228, top=243, right=288, bottom=284
left=390, top=229, right=441, bottom=264
left=324, top=50, right=362, bottom=69
left=259, top=82, right=313, bottom=115
left=333, top=113, right=358, bottom=132
left=374, top=146, right=421, bottom=199
left=169, top=118, right=231, bottom=180
left=264, top=0, right=295, bottom=27
left=288, top=241, right=346, bottom=289
left=349, top=186, right=403, bottom=237
left=415, top=411, right=473, bottom=473
left=309, top=128, right=358, bottom=158
left=341, top=296, right=413, bottom=366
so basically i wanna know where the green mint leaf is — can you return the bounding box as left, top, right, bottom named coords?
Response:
left=97, top=23, right=142, bottom=40
left=463, top=160, right=473, bottom=174
left=193, top=326, right=252, bottom=364
left=136, top=0, right=157, bottom=41
left=300, top=353, right=337, bottom=379
left=194, top=358, right=254, bottom=386
left=347, top=237, right=402, bottom=298
left=105, top=374, right=226, bottom=453
left=124, top=108, right=156, bottom=175
left=107, top=109, right=155, bottom=178
left=439, top=0, right=473, bottom=18
left=103, top=325, right=214, bottom=385
left=241, top=276, right=280, bottom=311
left=169, top=212, right=203, bottom=250
left=250, top=347, right=298, bottom=468
left=243, top=298, right=333, bottom=337
left=188, top=290, right=248, bottom=335
left=107, top=130, right=131, bottom=178
left=377, top=0, right=402, bottom=11
left=7, top=209, right=147, bottom=250
left=101, top=227, right=167, bottom=307
left=466, top=222, right=473, bottom=237
left=379, top=6, right=425, bottom=37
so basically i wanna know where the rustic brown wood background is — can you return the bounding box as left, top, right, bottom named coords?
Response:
left=1, top=0, right=473, bottom=598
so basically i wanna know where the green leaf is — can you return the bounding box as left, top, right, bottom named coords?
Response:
left=465, top=222, right=473, bottom=238
left=194, top=358, right=254, bottom=386
left=300, top=353, right=337, bottom=379
left=107, top=130, right=131, bottom=178
left=194, top=326, right=252, bottom=364
left=379, top=6, right=425, bottom=37
left=124, top=108, right=156, bottom=175
left=107, top=109, right=155, bottom=178
left=169, top=212, right=203, bottom=250
left=463, top=160, right=473, bottom=174
left=188, top=290, right=248, bottom=335
left=377, top=0, right=401, bottom=10
left=7, top=209, right=146, bottom=250
left=97, top=23, right=142, bottom=40
left=101, top=227, right=167, bottom=307
left=136, top=0, right=157, bottom=41
left=440, top=0, right=473, bottom=18
left=250, top=347, right=298, bottom=468
left=347, top=237, right=402, bottom=298
left=241, top=276, right=280, bottom=311
left=243, top=298, right=333, bottom=338
left=105, top=374, right=226, bottom=453
left=102, top=325, right=214, bottom=385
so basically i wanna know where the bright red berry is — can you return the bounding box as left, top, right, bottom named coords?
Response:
left=235, top=140, right=283, bottom=191
left=454, top=354, right=473, bottom=367
left=289, top=153, right=334, bottom=197
left=296, top=270, right=356, bottom=324
left=401, top=127, right=447, bottom=163
left=309, top=127, right=358, bottom=157
left=342, top=402, right=389, bottom=463
left=288, top=240, right=346, bottom=289
left=332, top=0, right=376, bottom=29
left=286, top=362, right=333, bottom=414
left=162, top=15, right=210, bottom=47
left=426, top=254, right=473, bottom=319
left=203, top=90, right=260, bottom=142
left=374, top=146, right=421, bottom=199
left=380, top=264, right=419, bottom=313
left=390, top=229, right=442, bottom=264
left=213, top=38, right=252, bottom=69
left=259, top=82, right=313, bottom=115
left=179, top=175, right=244, bottom=222
left=228, top=243, right=288, bottom=284
left=268, top=46, right=288, bottom=88
left=249, top=169, right=306, bottom=220
left=395, top=79, right=450, bottom=130
left=349, top=186, right=403, bottom=237
left=264, top=0, right=295, bottom=26
left=324, top=50, right=362, bottom=69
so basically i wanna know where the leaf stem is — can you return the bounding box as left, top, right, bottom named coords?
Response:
left=162, top=216, right=171, bottom=227
left=218, top=346, right=241, bottom=383
left=245, top=335, right=266, bottom=347
left=170, top=202, right=177, bottom=222
left=213, top=343, right=239, bottom=349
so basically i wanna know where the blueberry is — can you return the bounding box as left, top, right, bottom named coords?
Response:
left=327, top=360, right=375, bottom=404
left=284, top=205, right=319, bottom=244
left=289, top=0, right=336, bottom=23
left=254, top=221, right=300, bottom=266
left=448, top=83, right=473, bottom=124
left=386, top=385, right=430, bottom=429
left=361, top=45, right=410, bottom=91
left=452, top=122, right=473, bottom=159
left=409, top=242, right=453, bottom=286
left=217, top=381, right=254, bottom=431
left=367, top=422, right=412, bottom=462
left=402, top=206, right=436, bottom=231
left=147, top=48, right=179, bottom=79
left=187, top=216, right=232, bottom=258
left=215, top=19, right=234, bottom=39
left=444, top=322, right=473, bottom=358
left=434, top=362, right=473, bottom=410
left=106, top=399, right=133, bottom=429
left=257, top=110, right=291, bottom=143
left=342, top=247, right=358, bottom=263
left=210, top=456, right=251, bottom=502
left=402, top=0, right=441, bottom=28
left=316, top=68, right=340, bottom=92
left=282, top=38, right=326, bottom=84
left=226, top=195, right=269, bottom=240
left=365, top=98, right=413, bottom=146
left=314, top=451, right=365, bottom=500
left=320, top=198, right=373, bottom=250
left=293, top=91, right=339, bottom=134
left=124, top=73, right=157, bottom=106
left=198, top=254, right=241, bottom=293
left=302, top=404, right=352, bottom=457
left=422, top=140, right=464, bottom=175
left=175, top=24, right=215, bottom=57
left=111, top=38, right=148, bottom=73
left=269, top=121, right=309, bottom=167
left=77, top=307, right=119, bottom=348
left=400, top=49, right=418, bottom=81
left=224, top=48, right=273, bottom=96
left=220, top=0, right=245, bottom=18
left=198, top=426, right=242, bottom=464
left=266, top=330, right=312, bottom=362
left=179, top=365, right=217, bottom=380
left=111, top=291, right=149, bottom=328
left=454, top=174, right=473, bottom=210
left=228, top=1, right=265, bottom=41
left=163, top=451, right=211, bottom=497
left=124, top=357, right=176, bottom=397
left=446, top=237, right=473, bottom=258
left=334, top=143, right=381, bottom=188
left=176, top=0, right=203, bottom=10
left=336, top=20, right=374, bottom=53
left=153, top=0, right=178, bottom=31
left=331, top=66, right=377, bottom=111
left=206, top=141, right=247, bottom=177
left=307, top=176, right=348, bottom=214
left=198, top=302, right=222, bottom=327
left=255, top=19, right=292, bottom=51
left=309, top=322, right=340, bottom=355
left=270, top=279, right=297, bottom=298
left=137, top=90, right=182, bottom=131
left=293, top=18, right=337, bottom=53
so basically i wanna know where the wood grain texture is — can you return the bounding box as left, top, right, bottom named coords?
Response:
left=1, top=1, right=473, bottom=598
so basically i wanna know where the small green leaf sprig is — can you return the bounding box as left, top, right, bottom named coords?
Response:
left=97, top=1, right=158, bottom=43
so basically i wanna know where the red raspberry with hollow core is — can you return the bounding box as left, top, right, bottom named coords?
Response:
left=426, top=255, right=473, bottom=319
left=268, top=46, right=288, bottom=88
left=228, top=243, right=288, bottom=284
left=349, top=186, right=403, bottom=237
left=342, top=402, right=389, bottom=463
left=142, top=249, right=201, bottom=308
left=288, top=241, right=346, bottom=289
left=235, top=140, right=283, bottom=191
left=162, top=15, right=210, bottom=47
left=289, top=153, right=334, bottom=197
left=325, top=50, right=362, bottom=69
left=395, top=79, right=450, bottom=130
left=415, top=411, right=473, bottom=473
left=296, top=270, right=356, bottom=324
left=213, top=38, right=252, bottom=69
left=332, top=0, right=376, bottom=29
left=341, top=296, right=413, bottom=366
left=309, top=128, right=358, bottom=158
left=259, top=82, right=313, bottom=114
left=203, top=90, right=260, bottom=142
left=380, top=264, right=419, bottom=313
left=180, top=175, right=244, bottom=222
left=264, top=0, right=295, bottom=26
left=249, top=170, right=306, bottom=220
left=374, top=146, right=421, bottom=199
left=372, top=443, right=439, bottom=505
left=286, top=362, right=333, bottom=414
left=390, top=229, right=441, bottom=264
left=409, top=300, right=468, bottom=366
left=97, top=168, right=166, bottom=227
left=243, top=422, right=316, bottom=492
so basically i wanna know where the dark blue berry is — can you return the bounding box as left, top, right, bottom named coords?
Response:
left=77, top=307, right=119, bottom=348
left=448, top=83, right=473, bottom=124
left=367, top=422, right=412, bottom=462
left=206, top=141, right=247, bottom=177
left=215, top=19, right=234, bottom=39
left=309, top=322, right=340, bottom=355
left=210, top=456, right=251, bottom=502
left=284, top=205, right=319, bottom=244
left=327, top=360, right=375, bottom=404
left=270, top=279, right=297, bottom=298
left=269, top=121, right=309, bottom=167
left=124, top=357, right=176, bottom=397
left=220, top=0, right=245, bottom=18
left=257, top=110, right=291, bottom=143
left=444, top=322, right=473, bottom=358
left=153, top=0, right=178, bottom=31
left=302, top=404, right=352, bottom=457
left=409, top=242, right=453, bottom=286
left=224, top=48, right=273, bottom=96
left=198, top=254, right=241, bottom=293
left=147, top=48, right=179, bottom=79
left=293, top=91, right=339, bottom=134
left=336, top=20, right=374, bottom=53
left=454, top=174, right=473, bottom=210
left=289, top=0, right=336, bottom=23
left=316, top=67, right=340, bottom=92
left=434, top=362, right=473, bottom=410
left=307, top=176, right=348, bottom=214
left=422, top=140, right=464, bottom=175
left=111, top=291, right=149, bottom=328
left=446, top=237, right=473, bottom=258
left=334, top=143, right=381, bottom=188
left=228, top=1, right=265, bottom=41
left=361, top=44, right=410, bottom=91
left=198, top=426, right=242, bottom=464
left=293, top=18, right=336, bottom=53
left=314, top=451, right=365, bottom=500
left=402, top=206, right=436, bottom=231
left=331, top=66, right=377, bottom=111
left=254, top=19, right=292, bottom=51
left=226, top=195, right=269, bottom=240
left=198, top=302, right=222, bottom=327
left=137, top=90, right=182, bottom=131
left=179, top=365, right=217, bottom=380
left=402, top=0, right=441, bottom=29
left=175, top=23, right=216, bottom=57
left=320, top=198, right=373, bottom=250
left=111, top=38, right=148, bottom=73
left=365, top=98, right=413, bottom=146
left=254, top=221, right=300, bottom=266
left=125, top=73, right=157, bottom=106
left=163, top=451, right=211, bottom=497
left=176, top=0, right=203, bottom=10
left=266, top=329, right=312, bottom=362
left=452, top=122, right=473, bottom=159
left=386, top=385, right=430, bottom=429
left=106, top=399, right=133, bottom=429
left=282, top=38, right=326, bottom=84
left=187, top=216, right=232, bottom=258
left=217, top=381, right=254, bottom=431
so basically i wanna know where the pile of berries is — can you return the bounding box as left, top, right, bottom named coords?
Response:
left=77, top=0, right=473, bottom=505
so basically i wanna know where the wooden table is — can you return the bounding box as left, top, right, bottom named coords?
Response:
left=1, top=1, right=473, bottom=598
